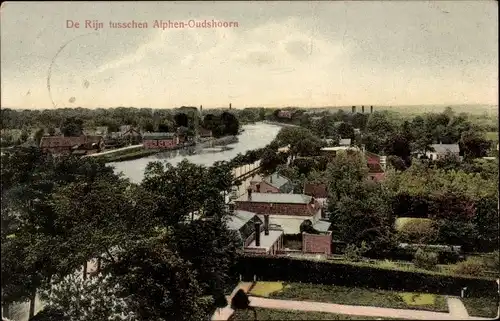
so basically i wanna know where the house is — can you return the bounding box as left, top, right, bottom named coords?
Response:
left=199, top=128, right=212, bottom=138
left=365, top=151, right=386, bottom=181
left=234, top=190, right=322, bottom=234
left=303, top=182, right=328, bottom=209
left=227, top=210, right=284, bottom=255
left=39, top=135, right=104, bottom=155
left=121, top=128, right=142, bottom=144
left=320, top=146, right=360, bottom=158
left=425, top=144, right=461, bottom=161
left=249, top=172, right=294, bottom=194
left=278, top=110, right=293, bottom=119
left=339, top=138, right=351, bottom=146
left=142, top=132, right=179, bottom=149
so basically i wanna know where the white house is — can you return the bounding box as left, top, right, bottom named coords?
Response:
left=425, top=144, right=461, bottom=161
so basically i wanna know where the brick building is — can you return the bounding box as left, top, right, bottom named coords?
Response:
left=142, top=132, right=181, bottom=149
left=227, top=210, right=284, bottom=255
left=302, top=231, right=333, bottom=255
left=234, top=190, right=322, bottom=234
left=249, top=172, right=293, bottom=194
left=303, top=182, right=329, bottom=211
left=39, top=135, right=104, bottom=155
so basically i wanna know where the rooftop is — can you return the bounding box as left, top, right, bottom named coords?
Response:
left=236, top=192, right=312, bottom=204
left=430, top=144, right=460, bottom=154
left=227, top=210, right=259, bottom=231
left=321, top=146, right=360, bottom=152
left=313, top=220, right=332, bottom=233
left=263, top=173, right=291, bottom=190
left=246, top=229, right=283, bottom=251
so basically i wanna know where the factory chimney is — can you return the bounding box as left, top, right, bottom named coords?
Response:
left=254, top=220, right=262, bottom=246
left=264, top=214, right=270, bottom=236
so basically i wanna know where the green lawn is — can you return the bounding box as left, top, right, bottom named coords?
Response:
left=230, top=308, right=395, bottom=320
left=462, top=297, right=498, bottom=318
left=485, top=131, right=499, bottom=142
left=249, top=282, right=448, bottom=313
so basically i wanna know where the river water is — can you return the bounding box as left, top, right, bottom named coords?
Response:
left=110, top=122, right=282, bottom=183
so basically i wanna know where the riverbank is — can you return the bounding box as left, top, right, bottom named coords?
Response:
left=262, top=120, right=298, bottom=127
left=100, top=135, right=238, bottom=163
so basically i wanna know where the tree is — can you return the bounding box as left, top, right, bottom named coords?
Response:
left=326, top=151, right=368, bottom=202
left=337, top=122, right=355, bottom=139
left=329, top=180, right=396, bottom=252
left=34, top=129, right=45, bottom=146
left=384, top=134, right=411, bottom=164
left=47, top=128, right=56, bottom=136
left=459, top=130, right=491, bottom=159
left=259, top=148, right=288, bottom=176
left=61, top=117, right=83, bottom=137
left=221, top=111, right=240, bottom=136
left=39, top=273, right=134, bottom=321
left=103, top=236, right=211, bottom=321
left=231, top=289, right=256, bottom=321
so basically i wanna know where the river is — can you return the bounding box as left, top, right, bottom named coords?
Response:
left=110, top=122, right=282, bottom=183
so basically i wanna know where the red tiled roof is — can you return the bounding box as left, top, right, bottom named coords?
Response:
left=304, top=183, right=328, bottom=198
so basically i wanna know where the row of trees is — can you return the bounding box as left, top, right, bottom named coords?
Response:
left=1, top=148, right=241, bottom=320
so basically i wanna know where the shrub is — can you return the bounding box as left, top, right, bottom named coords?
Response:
left=231, top=289, right=250, bottom=310
left=413, top=249, right=439, bottom=270
left=235, top=255, right=496, bottom=297
left=454, top=257, right=486, bottom=276
left=344, top=241, right=371, bottom=262
left=396, top=218, right=439, bottom=244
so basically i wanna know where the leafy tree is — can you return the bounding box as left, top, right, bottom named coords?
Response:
left=221, top=111, right=240, bottom=136
left=337, top=122, right=355, bottom=139
left=231, top=290, right=256, bottom=321
left=157, top=123, right=170, bottom=132
left=326, top=152, right=368, bottom=202
left=384, top=134, right=411, bottom=163
left=174, top=112, right=189, bottom=128
left=343, top=241, right=371, bottom=262
left=386, top=155, right=407, bottom=171
left=39, top=273, right=134, bottom=321
left=299, top=220, right=320, bottom=234
left=259, top=148, right=288, bottom=176
left=396, top=219, right=439, bottom=244
left=459, top=130, right=491, bottom=159
left=103, top=236, right=211, bottom=321
left=34, top=128, right=45, bottom=146
left=61, top=117, right=83, bottom=137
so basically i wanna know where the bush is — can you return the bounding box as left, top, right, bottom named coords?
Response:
left=235, top=255, right=496, bottom=297
left=454, top=257, right=486, bottom=276
left=344, top=242, right=371, bottom=262
left=413, top=249, right=439, bottom=270
left=396, top=219, right=439, bottom=244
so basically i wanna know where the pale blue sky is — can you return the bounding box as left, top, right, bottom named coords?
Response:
left=1, top=1, right=498, bottom=109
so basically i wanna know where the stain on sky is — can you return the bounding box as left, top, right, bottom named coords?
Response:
left=83, top=80, right=90, bottom=88
left=69, top=97, right=76, bottom=103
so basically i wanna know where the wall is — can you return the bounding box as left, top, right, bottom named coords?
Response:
left=235, top=201, right=314, bottom=216
left=261, top=212, right=322, bottom=234
left=143, top=138, right=177, bottom=149
left=302, top=232, right=332, bottom=254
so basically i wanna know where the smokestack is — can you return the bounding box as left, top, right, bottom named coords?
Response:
left=362, top=105, right=365, bottom=113
left=370, top=105, right=373, bottom=114
left=254, top=220, right=261, bottom=247
left=229, top=103, right=232, bottom=109
left=256, top=183, right=261, bottom=193
left=200, top=105, right=203, bottom=112
left=264, top=215, right=269, bottom=236
left=247, top=187, right=252, bottom=200
left=352, top=106, right=356, bottom=113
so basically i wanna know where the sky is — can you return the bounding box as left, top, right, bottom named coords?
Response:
left=1, top=1, right=498, bottom=109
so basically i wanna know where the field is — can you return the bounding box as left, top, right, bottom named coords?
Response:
left=230, top=308, right=395, bottom=320
left=249, top=282, right=449, bottom=312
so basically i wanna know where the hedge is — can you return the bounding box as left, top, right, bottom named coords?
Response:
left=235, top=255, right=497, bottom=298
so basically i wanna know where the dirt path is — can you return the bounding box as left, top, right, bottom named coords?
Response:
left=447, top=297, right=470, bottom=318
left=248, top=296, right=491, bottom=320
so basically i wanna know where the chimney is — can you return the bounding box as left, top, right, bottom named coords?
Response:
left=269, top=175, right=273, bottom=183
left=256, top=183, right=261, bottom=193
left=352, top=106, right=356, bottom=113
left=362, top=105, right=365, bottom=113
left=254, top=220, right=262, bottom=247
left=247, top=187, right=252, bottom=200
left=370, top=105, right=373, bottom=113
left=200, top=105, right=203, bottom=112
left=264, top=215, right=270, bottom=235
left=229, top=103, right=232, bottom=109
